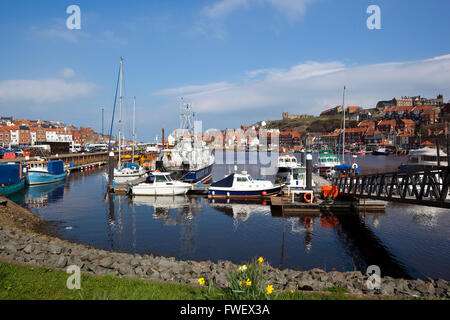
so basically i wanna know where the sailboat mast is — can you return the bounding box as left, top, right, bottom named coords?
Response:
left=132, top=96, right=136, bottom=164
left=118, top=57, right=123, bottom=169
left=341, top=86, right=346, bottom=164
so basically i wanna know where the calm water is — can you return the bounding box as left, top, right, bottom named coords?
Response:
left=8, top=153, right=450, bottom=280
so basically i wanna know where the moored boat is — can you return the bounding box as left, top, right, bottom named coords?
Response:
left=129, top=171, right=192, bottom=196
left=25, top=160, right=68, bottom=186
left=208, top=171, right=282, bottom=199
left=314, top=150, right=341, bottom=174
left=0, top=163, right=25, bottom=195
left=372, top=147, right=391, bottom=156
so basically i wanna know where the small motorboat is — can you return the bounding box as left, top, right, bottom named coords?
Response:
left=129, top=171, right=192, bottom=196
left=208, top=171, right=282, bottom=199
left=372, top=147, right=391, bottom=156
left=25, top=160, right=68, bottom=185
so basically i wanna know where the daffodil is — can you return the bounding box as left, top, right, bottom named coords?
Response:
left=238, top=265, right=247, bottom=271
left=239, top=281, right=243, bottom=286
left=245, top=278, right=252, bottom=286
left=258, top=257, right=264, bottom=263
left=266, top=285, right=274, bottom=295
left=198, top=277, right=205, bottom=286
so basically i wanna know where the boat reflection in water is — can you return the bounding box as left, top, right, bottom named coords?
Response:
left=22, top=181, right=66, bottom=209
left=130, top=195, right=203, bottom=256
left=208, top=198, right=271, bottom=230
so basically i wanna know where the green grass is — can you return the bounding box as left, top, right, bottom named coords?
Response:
left=0, top=261, right=360, bottom=300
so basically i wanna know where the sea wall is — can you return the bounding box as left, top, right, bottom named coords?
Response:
left=0, top=198, right=449, bottom=299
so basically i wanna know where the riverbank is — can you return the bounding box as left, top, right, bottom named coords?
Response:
left=0, top=196, right=449, bottom=299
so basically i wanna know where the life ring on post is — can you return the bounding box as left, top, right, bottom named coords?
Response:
left=352, top=163, right=358, bottom=169
left=304, top=192, right=314, bottom=203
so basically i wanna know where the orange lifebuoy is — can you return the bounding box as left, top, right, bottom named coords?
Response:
left=304, top=192, right=314, bottom=203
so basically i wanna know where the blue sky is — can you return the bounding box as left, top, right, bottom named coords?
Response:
left=1, top=0, right=450, bottom=141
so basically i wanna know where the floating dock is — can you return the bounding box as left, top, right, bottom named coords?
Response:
left=270, top=195, right=386, bottom=215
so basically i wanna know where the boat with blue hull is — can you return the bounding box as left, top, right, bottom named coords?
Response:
left=183, top=163, right=213, bottom=183
left=25, top=160, right=68, bottom=186
left=208, top=171, right=282, bottom=199
left=0, top=163, right=25, bottom=196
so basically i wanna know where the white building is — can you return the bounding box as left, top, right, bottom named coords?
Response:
left=46, top=131, right=73, bottom=143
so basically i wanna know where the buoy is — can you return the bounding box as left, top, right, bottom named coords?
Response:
left=262, top=191, right=268, bottom=196
left=304, top=192, right=314, bottom=203
left=226, top=192, right=230, bottom=198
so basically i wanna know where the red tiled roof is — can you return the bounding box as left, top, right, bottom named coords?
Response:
left=378, top=120, right=397, bottom=126
left=401, top=119, right=415, bottom=124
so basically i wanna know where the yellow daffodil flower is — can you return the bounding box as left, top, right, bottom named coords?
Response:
left=266, top=285, right=274, bottom=295
left=258, top=257, right=264, bottom=263
left=198, top=277, right=205, bottom=286
left=245, top=278, right=252, bottom=286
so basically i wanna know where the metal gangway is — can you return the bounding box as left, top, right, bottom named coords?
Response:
left=332, top=166, right=450, bottom=208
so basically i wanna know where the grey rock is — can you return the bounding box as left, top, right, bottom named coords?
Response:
left=48, top=243, right=62, bottom=255
left=99, top=257, right=113, bottom=268
left=55, top=256, right=68, bottom=268
left=23, top=244, right=33, bottom=254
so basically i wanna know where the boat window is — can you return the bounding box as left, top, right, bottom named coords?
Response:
left=165, top=175, right=172, bottom=181
left=247, top=175, right=253, bottom=181
left=237, top=177, right=248, bottom=182
left=155, top=175, right=167, bottom=182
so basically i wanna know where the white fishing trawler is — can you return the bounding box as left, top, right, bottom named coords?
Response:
left=156, top=102, right=214, bottom=183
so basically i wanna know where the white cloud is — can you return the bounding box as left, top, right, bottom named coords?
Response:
left=154, top=82, right=233, bottom=96
left=58, top=68, right=76, bottom=79
left=154, top=54, right=450, bottom=115
left=203, top=0, right=317, bottom=21
left=0, top=77, right=98, bottom=104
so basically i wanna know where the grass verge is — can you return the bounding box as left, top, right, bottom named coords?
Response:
left=0, top=261, right=360, bottom=300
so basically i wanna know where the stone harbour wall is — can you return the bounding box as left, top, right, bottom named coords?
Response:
left=0, top=224, right=449, bottom=299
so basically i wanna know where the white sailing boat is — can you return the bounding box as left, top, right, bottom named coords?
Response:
left=113, top=58, right=146, bottom=184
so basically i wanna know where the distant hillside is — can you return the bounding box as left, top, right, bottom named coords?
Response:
left=256, top=114, right=343, bottom=134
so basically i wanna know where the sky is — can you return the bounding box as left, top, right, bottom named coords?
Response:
left=0, top=0, right=450, bottom=141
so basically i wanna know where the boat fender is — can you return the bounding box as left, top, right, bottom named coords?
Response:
left=226, top=192, right=230, bottom=198
left=262, top=191, right=268, bottom=196
left=304, top=192, right=314, bottom=203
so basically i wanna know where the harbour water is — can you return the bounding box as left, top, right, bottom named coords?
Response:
left=7, top=153, right=450, bottom=280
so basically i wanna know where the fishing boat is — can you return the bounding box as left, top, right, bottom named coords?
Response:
left=208, top=171, right=282, bottom=199
left=25, top=160, right=68, bottom=186
left=372, top=147, right=391, bottom=156
left=0, top=163, right=25, bottom=195
left=156, top=102, right=214, bottom=183
left=129, top=171, right=192, bottom=196
left=314, top=150, right=341, bottom=175
left=111, top=59, right=146, bottom=184
left=352, top=150, right=367, bottom=156
left=276, top=153, right=312, bottom=189
left=399, top=147, right=448, bottom=170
